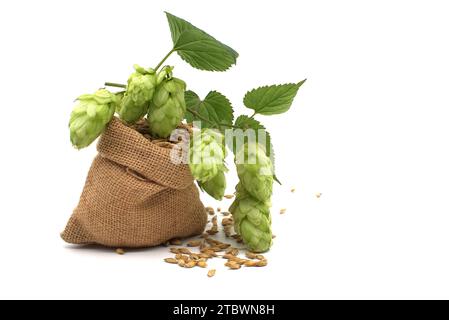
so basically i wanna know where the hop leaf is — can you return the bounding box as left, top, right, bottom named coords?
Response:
left=243, top=80, right=306, bottom=115
left=165, top=12, right=238, bottom=71
left=185, top=90, right=234, bottom=132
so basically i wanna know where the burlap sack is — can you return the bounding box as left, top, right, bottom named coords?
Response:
left=61, top=118, right=207, bottom=248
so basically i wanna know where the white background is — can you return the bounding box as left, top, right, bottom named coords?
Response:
left=0, top=0, right=448, bottom=300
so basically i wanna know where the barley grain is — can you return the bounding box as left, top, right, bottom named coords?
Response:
left=170, top=238, right=182, bottom=245
left=256, top=260, right=268, bottom=267
left=207, top=269, right=216, bottom=277
left=164, top=258, right=178, bottom=264
left=245, top=252, right=258, bottom=259
left=187, top=240, right=202, bottom=247
left=115, top=248, right=125, bottom=255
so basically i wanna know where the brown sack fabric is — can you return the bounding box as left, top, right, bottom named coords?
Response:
left=61, top=118, right=207, bottom=248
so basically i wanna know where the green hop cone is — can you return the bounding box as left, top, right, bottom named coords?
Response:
left=198, top=170, right=227, bottom=200
left=235, top=142, right=274, bottom=202
left=229, top=195, right=273, bottom=252
left=118, top=65, right=157, bottom=124
left=147, top=68, right=186, bottom=138
left=189, top=129, right=227, bottom=182
left=69, top=89, right=117, bottom=149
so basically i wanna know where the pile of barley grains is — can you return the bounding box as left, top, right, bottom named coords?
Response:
left=162, top=207, right=269, bottom=277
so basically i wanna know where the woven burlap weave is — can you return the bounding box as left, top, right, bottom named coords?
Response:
left=61, top=118, right=207, bottom=248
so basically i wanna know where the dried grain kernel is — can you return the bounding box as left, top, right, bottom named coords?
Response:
left=185, top=261, right=197, bottom=268
left=207, top=269, right=216, bottom=277
left=291, top=188, right=296, bottom=193
left=226, top=248, right=239, bottom=256
left=256, top=254, right=265, bottom=260
left=222, top=218, right=233, bottom=226
left=200, top=249, right=218, bottom=257
left=206, top=207, right=215, bottom=215
left=169, top=238, right=182, bottom=245
left=256, top=260, right=268, bottom=267
left=218, top=243, right=231, bottom=249
left=272, top=234, right=276, bottom=239
left=231, top=234, right=242, bottom=241
left=225, top=261, right=241, bottom=270
left=175, top=253, right=183, bottom=260
left=197, top=261, right=207, bottom=268
left=211, top=216, right=218, bottom=225
left=187, top=240, right=202, bottom=247
left=221, top=211, right=231, bottom=216
left=179, top=255, right=189, bottom=262
left=244, top=260, right=258, bottom=267
left=217, top=207, right=221, bottom=212
left=205, top=238, right=220, bottom=245
left=224, top=226, right=233, bottom=237
left=115, top=248, right=125, bottom=255
left=245, top=252, right=258, bottom=259
left=190, top=254, right=201, bottom=261
left=206, top=225, right=218, bottom=235
left=170, top=248, right=180, bottom=254
left=164, top=258, right=178, bottom=264
left=224, top=194, right=234, bottom=199
left=179, top=248, right=191, bottom=254
left=280, top=208, right=287, bottom=215
left=177, top=260, right=186, bottom=267
left=315, top=192, right=322, bottom=198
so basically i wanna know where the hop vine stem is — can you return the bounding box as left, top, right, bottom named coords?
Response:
left=104, top=82, right=127, bottom=89
left=155, top=49, right=175, bottom=72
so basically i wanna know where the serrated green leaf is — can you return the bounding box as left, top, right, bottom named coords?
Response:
left=165, top=12, right=238, bottom=71
left=184, top=90, right=201, bottom=124
left=185, top=90, right=234, bottom=131
left=232, top=115, right=272, bottom=155
left=243, top=80, right=306, bottom=115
